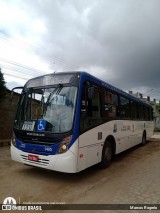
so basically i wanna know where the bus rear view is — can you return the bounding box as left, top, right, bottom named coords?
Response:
left=11, top=72, right=80, bottom=173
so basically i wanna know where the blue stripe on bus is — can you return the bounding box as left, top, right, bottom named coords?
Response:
left=16, top=139, right=60, bottom=155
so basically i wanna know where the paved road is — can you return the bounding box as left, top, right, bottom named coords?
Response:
left=0, top=135, right=160, bottom=212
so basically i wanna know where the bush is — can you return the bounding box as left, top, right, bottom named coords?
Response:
left=0, top=68, right=6, bottom=99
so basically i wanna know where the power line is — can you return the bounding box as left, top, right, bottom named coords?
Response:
left=4, top=73, right=29, bottom=80
left=0, top=31, right=80, bottom=70
left=0, top=35, right=78, bottom=71
left=0, top=57, right=47, bottom=76
left=143, top=89, right=154, bottom=95
left=2, top=66, right=31, bottom=80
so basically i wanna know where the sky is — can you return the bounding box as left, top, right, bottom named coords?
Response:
left=0, top=0, right=160, bottom=100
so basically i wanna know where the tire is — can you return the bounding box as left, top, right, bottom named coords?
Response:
left=141, top=131, right=146, bottom=146
left=99, top=140, right=112, bottom=169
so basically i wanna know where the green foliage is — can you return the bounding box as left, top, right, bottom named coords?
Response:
left=0, top=68, right=6, bottom=99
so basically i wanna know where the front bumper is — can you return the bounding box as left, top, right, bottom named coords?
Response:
left=11, top=142, right=78, bottom=173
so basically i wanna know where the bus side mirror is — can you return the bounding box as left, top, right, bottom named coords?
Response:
left=10, top=86, right=24, bottom=102
left=88, top=87, right=95, bottom=99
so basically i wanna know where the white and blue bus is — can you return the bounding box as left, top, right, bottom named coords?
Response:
left=11, top=72, right=154, bottom=173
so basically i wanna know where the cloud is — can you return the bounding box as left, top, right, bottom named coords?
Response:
left=1, top=0, right=160, bottom=98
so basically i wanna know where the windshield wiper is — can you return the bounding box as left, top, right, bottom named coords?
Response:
left=46, top=84, right=63, bottom=107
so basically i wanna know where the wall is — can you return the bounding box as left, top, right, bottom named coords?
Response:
left=0, top=90, right=20, bottom=140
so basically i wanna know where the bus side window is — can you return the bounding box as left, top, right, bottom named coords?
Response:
left=144, top=106, right=149, bottom=121
left=119, top=96, right=130, bottom=119
left=147, top=107, right=152, bottom=121
left=104, top=91, right=118, bottom=120
left=150, top=108, right=153, bottom=121
left=130, top=101, right=138, bottom=119
left=138, top=104, right=144, bottom=120
left=80, top=82, right=103, bottom=132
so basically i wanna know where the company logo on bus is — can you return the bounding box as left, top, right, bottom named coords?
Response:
left=20, top=143, right=25, bottom=148
left=45, top=147, right=52, bottom=152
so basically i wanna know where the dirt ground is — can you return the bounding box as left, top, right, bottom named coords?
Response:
left=0, top=135, right=160, bottom=212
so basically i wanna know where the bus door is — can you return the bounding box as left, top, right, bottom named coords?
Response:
left=78, top=82, right=103, bottom=171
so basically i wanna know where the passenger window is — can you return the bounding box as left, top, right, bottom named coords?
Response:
left=138, top=104, right=144, bottom=120
left=120, top=96, right=130, bottom=119
left=104, top=91, right=118, bottom=120
left=130, top=101, right=138, bottom=119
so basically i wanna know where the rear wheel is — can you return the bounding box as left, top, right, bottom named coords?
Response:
left=99, top=140, right=112, bottom=169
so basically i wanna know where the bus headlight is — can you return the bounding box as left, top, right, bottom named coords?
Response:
left=57, top=135, right=72, bottom=154
left=11, top=132, right=16, bottom=147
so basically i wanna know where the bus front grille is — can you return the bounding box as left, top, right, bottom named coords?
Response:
left=18, top=139, right=55, bottom=146
left=21, top=154, right=49, bottom=167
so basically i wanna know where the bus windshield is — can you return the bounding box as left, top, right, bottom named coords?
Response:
left=14, top=86, right=77, bottom=133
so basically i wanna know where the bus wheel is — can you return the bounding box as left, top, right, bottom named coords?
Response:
left=99, top=140, right=112, bottom=169
left=141, top=131, right=146, bottom=146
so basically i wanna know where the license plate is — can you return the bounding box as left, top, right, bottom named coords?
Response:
left=28, top=154, right=39, bottom=162
left=22, top=121, right=35, bottom=131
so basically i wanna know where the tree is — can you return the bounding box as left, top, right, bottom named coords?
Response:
left=0, top=68, right=6, bottom=99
